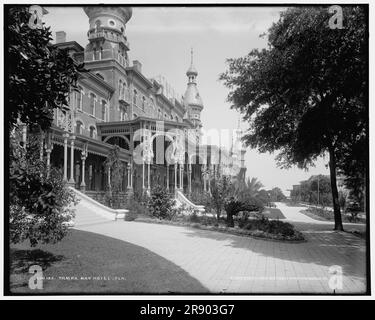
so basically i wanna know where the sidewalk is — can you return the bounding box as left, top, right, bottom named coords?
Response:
left=75, top=215, right=366, bottom=293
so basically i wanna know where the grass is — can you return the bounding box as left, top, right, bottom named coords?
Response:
left=9, top=229, right=208, bottom=294
left=261, top=208, right=286, bottom=220
left=300, top=207, right=366, bottom=224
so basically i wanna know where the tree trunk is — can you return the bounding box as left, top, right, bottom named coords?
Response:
left=328, top=146, right=344, bottom=231
left=226, top=213, right=234, bottom=228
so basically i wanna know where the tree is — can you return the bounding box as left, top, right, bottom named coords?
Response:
left=104, top=145, right=125, bottom=208
left=237, top=177, right=263, bottom=198
left=220, top=6, right=367, bottom=231
left=268, top=187, right=286, bottom=202
left=211, top=176, right=234, bottom=220
left=10, top=128, right=78, bottom=246
left=224, top=197, right=261, bottom=227
left=7, top=7, right=82, bottom=245
left=7, top=6, right=83, bottom=130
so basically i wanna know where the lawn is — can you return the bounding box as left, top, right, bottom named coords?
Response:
left=261, top=207, right=286, bottom=220
left=9, top=229, right=208, bottom=294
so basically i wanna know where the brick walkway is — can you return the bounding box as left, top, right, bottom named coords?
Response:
left=74, top=203, right=367, bottom=294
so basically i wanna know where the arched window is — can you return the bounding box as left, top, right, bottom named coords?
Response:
left=89, top=126, right=96, bottom=139
left=101, top=100, right=107, bottom=121
left=93, top=48, right=97, bottom=60
left=89, top=93, right=96, bottom=116
left=76, top=120, right=83, bottom=135
left=133, top=89, right=137, bottom=105
left=76, top=86, right=83, bottom=110
left=175, top=116, right=179, bottom=122
left=122, top=81, right=127, bottom=100
left=118, top=79, right=122, bottom=96
left=99, top=47, right=103, bottom=60
left=142, top=96, right=146, bottom=111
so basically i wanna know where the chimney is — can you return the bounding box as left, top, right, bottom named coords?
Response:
left=133, top=60, right=142, bottom=73
left=56, top=31, right=66, bottom=44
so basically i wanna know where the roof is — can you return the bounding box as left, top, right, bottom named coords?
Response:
left=183, top=83, right=203, bottom=108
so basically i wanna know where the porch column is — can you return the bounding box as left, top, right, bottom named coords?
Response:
left=45, top=145, right=53, bottom=178
left=166, top=164, right=169, bottom=191
left=142, top=160, right=145, bottom=191
left=80, top=147, right=88, bottom=191
left=147, top=161, right=151, bottom=192
left=174, top=163, right=177, bottom=191
left=188, top=163, right=192, bottom=195
left=207, top=165, right=211, bottom=194
left=130, top=162, right=133, bottom=189
left=68, top=135, right=75, bottom=186
left=63, top=133, right=69, bottom=181
left=127, top=163, right=132, bottom=189
left=180, top=163, right=184, bottom=190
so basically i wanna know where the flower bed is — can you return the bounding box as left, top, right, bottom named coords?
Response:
left=131, top=215, right=305, bottom=242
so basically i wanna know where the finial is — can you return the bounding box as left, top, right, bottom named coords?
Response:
left=190, top=47, right=194, bottom=66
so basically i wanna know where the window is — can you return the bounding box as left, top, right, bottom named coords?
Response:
left=101, top=100, right=107, bottom=121
left=158, top=108, right=162, bottom=119
left=133, top=89, right=137, bottom=105
left=76, top=121, right=83, bottom=135
left=95, top=20, right=101, bottom=31
left=133, top=113, right=138, bottom=119
left=175, top=116, right=179, bottom=122
left=122, top=82, right=127, bottom=100
left=93, top=48, right=97, bottom=60
left=76, top=86, right=83, bottom=110
left=120, top=107, right=128, bottom=121
left=108, top=19, right=116, bottom=27
left=89, top=93, right=96, bottom=116
left=99, top=47, right=103, bottom=60
left=118, top=79, right=122, bottom=96
left=89, top=126, right=96, bottom=139
left=142, top=96, right=146, bottom=111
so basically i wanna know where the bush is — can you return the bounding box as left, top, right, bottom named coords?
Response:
left=10, top=130, right=79, bottom=246
left=148, top=186, right=176, bottom=220
left=243, top=218, right=297, bottom=238
left=126, top=194, right=150, bottom=216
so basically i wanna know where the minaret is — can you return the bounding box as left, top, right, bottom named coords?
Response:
left=183, top=48, right=204, bottom=129
left=83, top=7, right=132, bottom=66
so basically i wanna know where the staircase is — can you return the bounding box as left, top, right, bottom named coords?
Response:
left=175, top=190, right=205, bottom=214
left=69, top=187, right=128, bottom=227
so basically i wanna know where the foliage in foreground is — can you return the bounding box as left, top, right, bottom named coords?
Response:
left=7, top=6, right=83, bottom=131
left=10, top=129, right=79, bottom=247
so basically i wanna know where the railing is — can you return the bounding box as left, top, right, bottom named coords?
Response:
left=175, top=190, right=205, bottom=214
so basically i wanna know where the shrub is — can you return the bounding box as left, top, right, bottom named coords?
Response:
left=148, top=186, right=176, bottom=220
left=10, top=130, right=79, bottom=246
left=243, top=218, right=297, bottom=238
left=126, top=195, right=150, bottom=216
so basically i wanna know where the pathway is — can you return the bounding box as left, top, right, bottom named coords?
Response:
left=74, top=202, right=367, bottom=294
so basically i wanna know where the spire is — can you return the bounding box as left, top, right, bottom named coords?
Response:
left=186, top=47, right=198, bottom=80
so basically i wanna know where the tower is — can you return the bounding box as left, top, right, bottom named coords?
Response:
left=83, top=7, right=132, bottom=66
left=183, top=49, right=204, bottom=129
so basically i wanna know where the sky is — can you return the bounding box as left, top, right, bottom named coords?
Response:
left=43, top=6, right=330, bottom=195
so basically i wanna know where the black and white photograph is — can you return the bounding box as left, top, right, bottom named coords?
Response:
left=1, top=0, right=371, bottom=301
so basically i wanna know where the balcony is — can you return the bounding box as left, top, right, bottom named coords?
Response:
left=88, top=28, right=130, bottom=50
